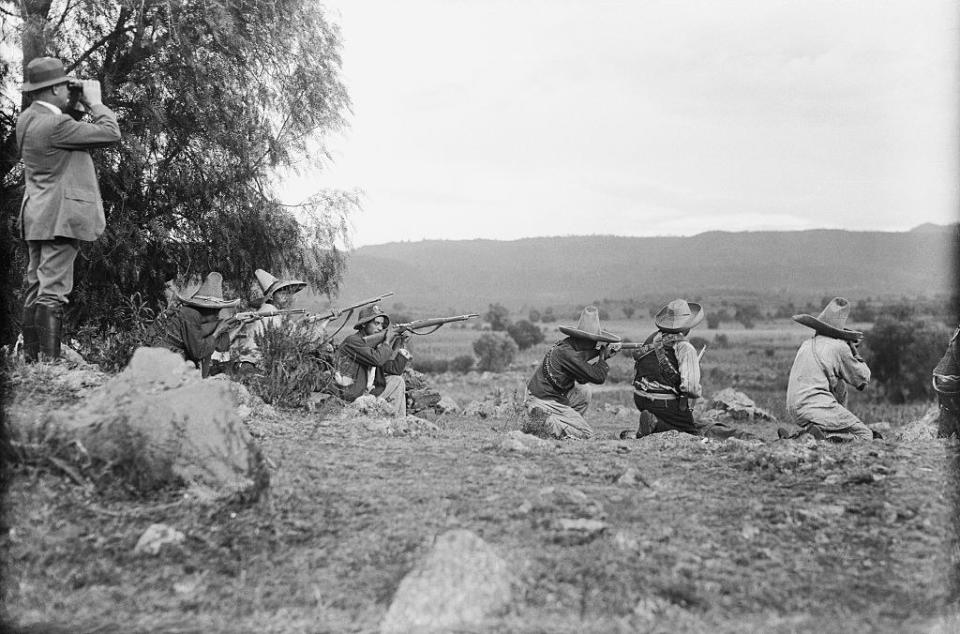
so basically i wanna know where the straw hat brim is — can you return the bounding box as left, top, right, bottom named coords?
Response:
left=558, top=326, right=621, bottom=343
left=655, top=304, right=704, bottom=333
left=792, top=314, right=862, bottom=341
left=265, top=279, right=306, bottom=298
left=177, top=293, right=241, bottom=309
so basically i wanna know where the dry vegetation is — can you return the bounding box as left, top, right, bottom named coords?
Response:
left=2, top=318, right=958, bottom=633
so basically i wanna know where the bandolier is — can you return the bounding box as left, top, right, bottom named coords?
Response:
left=632, top=331, right=685, bottom=400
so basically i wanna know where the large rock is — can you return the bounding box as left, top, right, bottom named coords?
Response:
left=699, top=388, right=776, bottom=423
left=380, top=529, right=515, bottom=633
left=50, top=347, right=266, bottom=499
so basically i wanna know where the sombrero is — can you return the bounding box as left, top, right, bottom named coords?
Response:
left=177, top=272, right=240, bottom=309
left=655, top=299, right=704, bottom=333
left=254, top=268, right=306, bottom=299
left=793, top=297, right=862, bottom=342
left=354, top=304, right=390, bottom=330
left=559, top=306, right=621, bottom=343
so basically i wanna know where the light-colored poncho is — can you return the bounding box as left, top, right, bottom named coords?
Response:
left=786, top=335, right=871, bottom=431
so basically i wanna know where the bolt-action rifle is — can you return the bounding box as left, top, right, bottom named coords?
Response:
left=214, top=308, right=308, bottom=337
left=303, top=291, right=395, bottom=325
left=619, top=341, right=708, bottom=361
left=362, top=313, right=480, bottom=346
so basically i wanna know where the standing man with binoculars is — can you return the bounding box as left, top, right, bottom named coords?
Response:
left=16, top=57, right=121, bottom=361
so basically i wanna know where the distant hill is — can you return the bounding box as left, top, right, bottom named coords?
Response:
left=339, top=227, right=959, bottom=312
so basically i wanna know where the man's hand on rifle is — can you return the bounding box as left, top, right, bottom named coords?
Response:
left=848, top=339, right=863, bottom=361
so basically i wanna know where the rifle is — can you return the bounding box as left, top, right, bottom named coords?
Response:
left=619, top=341, right=708, bottom=361
left=221, top=308, right=307, bottom=329
left=362, top=313, right=480, bottom=346
left=304, top=291, right=395, bottom=324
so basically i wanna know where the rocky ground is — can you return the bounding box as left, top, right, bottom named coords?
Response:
left=2, top=355, right=959, bottom=633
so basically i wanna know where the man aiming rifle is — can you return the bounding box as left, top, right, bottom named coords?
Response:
left=524, top=306, right=622, bottom=440
left=335, top=308, right=479, bottom=416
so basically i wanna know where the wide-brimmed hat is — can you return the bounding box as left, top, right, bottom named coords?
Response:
left=21, top=57, right=75, bottom=92
left=559, top=306, right=621, bottom=343
left=793, top=297, right=863, bottom=342
left=254, top=268, right=306, bottom=299
left=177, top=272, right=240, bottom=309
left=655, top=299, right=704, bottom=333
left=354, top=304, right=390, bottom=330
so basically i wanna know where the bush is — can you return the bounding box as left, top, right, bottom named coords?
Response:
left=864, top=316, right=952, bottom=402
left=528, top=309, right=541, bottom=323
left=74, top=293, right=168, bottom=372
left=714, top=333, right=730, bottom=348
left=472, top=332, right=518, bottom=372
left=541, top=307, right=556, bottom=323
left=507, top=320, right=545, bottom=350
left=245, top=322, right=331, bottom=408
left=412, top=357, right=449, bottom=374
left=450, top=355, right=476, bottom=373
left=484, top=303, right=511, bottom=331
left=706, top=313, right=721, bottom=330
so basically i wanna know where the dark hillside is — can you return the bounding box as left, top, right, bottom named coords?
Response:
left=340, top=227, right=958, bottom=311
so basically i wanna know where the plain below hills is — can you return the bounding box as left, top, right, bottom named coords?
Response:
left=339, top=226, right=959, bottom=312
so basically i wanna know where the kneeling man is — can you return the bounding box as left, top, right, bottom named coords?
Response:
left=524, top=306, right=620, bottom=439
left=786, top=297, right=873, bottom=441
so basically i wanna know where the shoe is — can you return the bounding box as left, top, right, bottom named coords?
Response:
left=36, top=303, right=62, bottom=361
left=635, top=410, right=658, bottom=438
left=777, top=427, right=792, bottom=440
left=522, top=407, right=550, bottom=436
left=22, top=305, right=38, bottom=363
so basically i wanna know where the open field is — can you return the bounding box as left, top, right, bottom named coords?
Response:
left=2, top=317, right=957, bottom=632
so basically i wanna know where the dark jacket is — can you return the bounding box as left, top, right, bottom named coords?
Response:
left=527, top=338, right=609, bottom=404
left=337, top=332, right=409, bottom=401
left=632, top=331, right=682, bottom=396
left=162, top=305, right=228, bottom=377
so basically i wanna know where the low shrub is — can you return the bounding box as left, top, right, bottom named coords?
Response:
left=73, top=293, right=168, bottom=372
left=507, top=320, right=545, bottom=350
left=473, top=332, right=517, bottom=372
left=412, top=357, right=450, bottom=374
left=243, top=322, right=332, bottom=408
left=450, top=355, right=476, bottom=373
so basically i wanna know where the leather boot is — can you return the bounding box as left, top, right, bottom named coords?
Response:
left=36, top=303, right=62, bottom=361
left=22, top=304, right=39, bottom=362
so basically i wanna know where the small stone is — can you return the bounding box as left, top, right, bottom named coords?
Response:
left=134, top=523, right=185, bottom=556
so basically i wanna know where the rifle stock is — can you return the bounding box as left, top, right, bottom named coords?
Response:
left=305, top=291, right=395, bottom=324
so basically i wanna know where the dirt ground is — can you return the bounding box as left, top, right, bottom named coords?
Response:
left=3, top=368, right=960, bottom=633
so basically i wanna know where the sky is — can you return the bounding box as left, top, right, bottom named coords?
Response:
left=283, top=0, right=960, bottom=248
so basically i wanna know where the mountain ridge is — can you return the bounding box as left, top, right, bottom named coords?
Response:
left=339, top=226, right=959, bottom=311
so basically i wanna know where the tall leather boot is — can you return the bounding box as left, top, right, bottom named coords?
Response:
left=36, top=303, right=62, bottom=361
left=22, top=304, right=39, bottom=362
